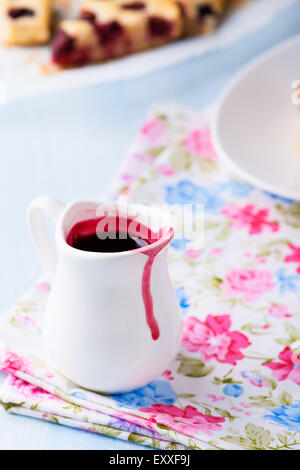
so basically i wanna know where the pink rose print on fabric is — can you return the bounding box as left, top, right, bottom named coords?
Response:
left=284, top=244, right=300, bottom=274
left=206, top=394, right=225, bottom=403
left=221, top=269, right=274, bottom=302
left=139, top=119, right=167, bottom=146
left=120, top=153, right=154, bottom=183
left=157, top=164, right=176, bottom=176
left=44, top=370, right=55, bottom=379
left=0, top=351, right=33, bottom=375
left=115, top=410, right=156, bottom=431
left=264, top=347, right=300, bottom=385
left=120, top=173, right=133, bottom=183
left=182, top=314, right=250, bottom=365
left=241, top=371, right=268, bottom=387
left=8, top=375, right=62, bottom=401
left=17, top=316, right=42, bottom=335
left=139, top=404, right=225, bottom=436
left=185, top=249, right=202, bottom=260
left=268, top=304, right=292, bottom=319
left=35, top=282, right=51, bottom=293
left=209, top=248, right=223, bottom=258
left=184, top=129, right=218, bottom=160
left=162, top=370, right=174, bottom=381
left=222, top=204, right=279, bottom=235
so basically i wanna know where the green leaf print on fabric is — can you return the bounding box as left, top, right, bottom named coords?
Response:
left=62, top=404, right=83, bottom=414
left=222, top=424, right=300, bottom=450
left=222, top=423, right=274, bottom=450
left=0, top=399, right=25, bottom=411
left=212, top=369, right=243, bottom=386
left=270, top=433, right=300, bottom=450
left=128, top=433, right=148, bottom=444
left=275, top=323, right=300, bottom=350
left=170, top=149, right=193, bottom=171
left=197, top=158, right=219, bottom=174
left=93, top=424, right=123, bottom=438
left=257, top=239, right=291, bottom=260
left=249, top=390, right=293, bottom=408
left=176, top=354, right=214, bottom=378
left=242, top=323, right=272, bottom=336
left=128, top=433, right=167, bottom=450
left=147, top=147, right=166, bottom=158
left=277, top=391, right=293, bottom=406
left=275, top=204, right=300, bottom=229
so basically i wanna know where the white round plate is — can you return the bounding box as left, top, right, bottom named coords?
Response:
left=212, top=34, right=300, bottom=201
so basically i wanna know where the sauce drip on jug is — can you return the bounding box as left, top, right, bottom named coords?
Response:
left=66, top=216, right=173, bottom=340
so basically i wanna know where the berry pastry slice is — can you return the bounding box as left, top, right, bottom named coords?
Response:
left=178, top=0, right=224, bottom=36
left=0, top=0, right=50, bottom=45
left=52, top=0, right=183, bottom=67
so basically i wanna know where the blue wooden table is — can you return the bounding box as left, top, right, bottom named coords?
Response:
left=1, top=0, right=300, bottom=450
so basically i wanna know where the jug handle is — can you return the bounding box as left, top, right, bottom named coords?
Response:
left=27, top=195, right=65, bottom=282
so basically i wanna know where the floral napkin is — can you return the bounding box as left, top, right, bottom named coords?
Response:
left=1, top=103, right=300, bottom=450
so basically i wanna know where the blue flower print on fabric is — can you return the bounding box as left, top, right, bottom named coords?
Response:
left=108, top=418, right=157, bottom=437
left=175, top=286, right=190, bottom=315
left=165, top=180, right=224, bottom=213
left=223, top=384, right=244, bottom=398
left=263, top=402, right=300, bottom=433
left=276, top=268, right=300, bottom=295
left=112, top=380, right=177, bottom=409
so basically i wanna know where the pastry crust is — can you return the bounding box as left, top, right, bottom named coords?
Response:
left=52, top=0, right=183, bottom=66
left=178, top=0, right=224, bottom=36
left=0, top=0, right=50, bottom=45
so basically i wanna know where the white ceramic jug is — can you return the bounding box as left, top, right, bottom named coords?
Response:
left=27, top=195, right=181, bottom=393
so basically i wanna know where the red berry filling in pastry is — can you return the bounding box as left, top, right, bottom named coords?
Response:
left=148, top=16, right=173, bottom=37
left=52, top=29, right=90, bottom=66
left=94, top=21, right=124, bottom=46
left=80, top=10, right=96, bottom=22
left=198, top=4, right=216, bottom=19
left=8, top=8, right=35, bottom=19
left=121, top=2, right=146, bottom=10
